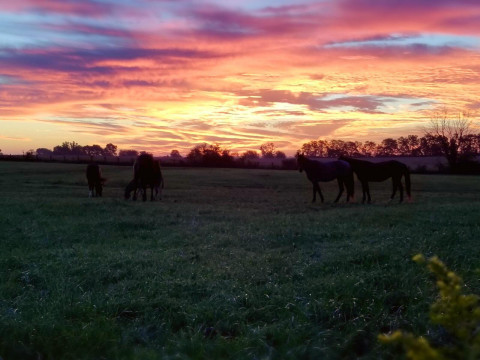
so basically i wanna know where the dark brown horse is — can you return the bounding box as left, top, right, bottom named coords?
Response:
left=297, top=154, right=354, bottom=203
left=124, top=154, right=164, bottom=201
left=86, top=163, right=105, bottom=197
left=339, top=156, right=411, bottom=203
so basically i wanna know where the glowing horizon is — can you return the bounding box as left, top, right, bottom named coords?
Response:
left=1, top=0, right=479, bottom=156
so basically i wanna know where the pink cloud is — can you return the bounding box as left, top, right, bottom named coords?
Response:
left=333, top=0, right=480, bottom=37
left=3, top=0, right=114, bottom=17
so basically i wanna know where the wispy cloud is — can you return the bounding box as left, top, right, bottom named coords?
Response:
left=0, top=135, right=30, bottom=141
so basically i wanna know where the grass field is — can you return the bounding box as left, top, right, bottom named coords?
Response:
left=0, top=161, right=479, bottom=359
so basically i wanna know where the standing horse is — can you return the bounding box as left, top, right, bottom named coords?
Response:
left=86, top=163, right=105, bottom=197
left=339, top=156, right=411, bottom=203
left=124, top=154, right=164, bottom=201
left=296, top=154, right=354, bottom=203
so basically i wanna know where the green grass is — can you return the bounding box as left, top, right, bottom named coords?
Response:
left=0, top=162, right=479, bottom=359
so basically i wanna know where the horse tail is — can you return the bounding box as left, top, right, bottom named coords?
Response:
left=404, top=166, right=412, bottom=201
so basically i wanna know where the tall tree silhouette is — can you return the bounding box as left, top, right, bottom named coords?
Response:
left=424, top=109, right=474, bottom=169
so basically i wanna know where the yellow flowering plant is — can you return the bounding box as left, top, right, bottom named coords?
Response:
left=378, top=254, right=480, bottom=360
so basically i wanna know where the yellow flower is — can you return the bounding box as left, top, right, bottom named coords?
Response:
left=412, top=254, right=425, bottom=264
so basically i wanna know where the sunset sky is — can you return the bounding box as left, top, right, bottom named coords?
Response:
left=1, top=0, right=479, bottom=155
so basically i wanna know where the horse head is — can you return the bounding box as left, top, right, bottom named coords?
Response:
left=124, top=179, right=136, bottom=200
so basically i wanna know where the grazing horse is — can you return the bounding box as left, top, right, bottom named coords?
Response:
left=339, top=156, right=411, bottom=203
left=86, top=163, right=105, bottom=197
left=296, top=154, right=354, bottom=203
left=124, top=154, right=164, bottom=201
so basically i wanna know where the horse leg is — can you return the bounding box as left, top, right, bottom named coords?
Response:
left=398, top=178, right=404, bottom=203
left=95, top=181, right=102, bottom=197
left=150, top=185, right=154, bottom=201
left=334, top=178, right=344, bottom=203
left=88, top=181, right=93, bottom=197
left=317, top=183, right=324, bottom=203
left=360, top=181, right=366, bottom=203
left=312, top=182, right=323, bottom=203
left=343, top=179, right=352, bottom=202
left=365, top=182, right=371, bottom=203
left=142, top=185, right=147, bottom=201
left=345, top=175, right=354, bottom=202
left=390, top=178, right=398, bottom=200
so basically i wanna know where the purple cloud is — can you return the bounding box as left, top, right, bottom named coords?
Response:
left=0, top=47, right=220, bottom=74
left=19, top=0, right=115, bottom=17
left=239, top=89, right=388, bottom=113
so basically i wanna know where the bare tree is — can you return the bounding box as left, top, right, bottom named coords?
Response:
left=424, top=108, right=474, bottom=169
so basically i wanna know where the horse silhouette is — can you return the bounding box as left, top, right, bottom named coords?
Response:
left=124, top=154, right=164, bottom=201
left=86, top=163, right=105, bottom=197
left=296, top=154, right=354, bottom=203
left=339, top=156, right=411, bottom=203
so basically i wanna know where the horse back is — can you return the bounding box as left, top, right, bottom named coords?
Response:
left=356, top=160, right=408, bottom=181
left=134, top=154, right=155, bottom=183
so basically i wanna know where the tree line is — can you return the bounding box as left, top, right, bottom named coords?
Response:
left=29, top=141, right=289, bottom=168
left=33, top=135, right=480, bottom=161
left=35, top=141, right=120, bottom=157
left=27, top=110, right=479, bottom=172
left=300, top=133, right=480, bottom=158
left=33, top=141, right=287, bottom=162
left=32, top=134, right=480, bottom=168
